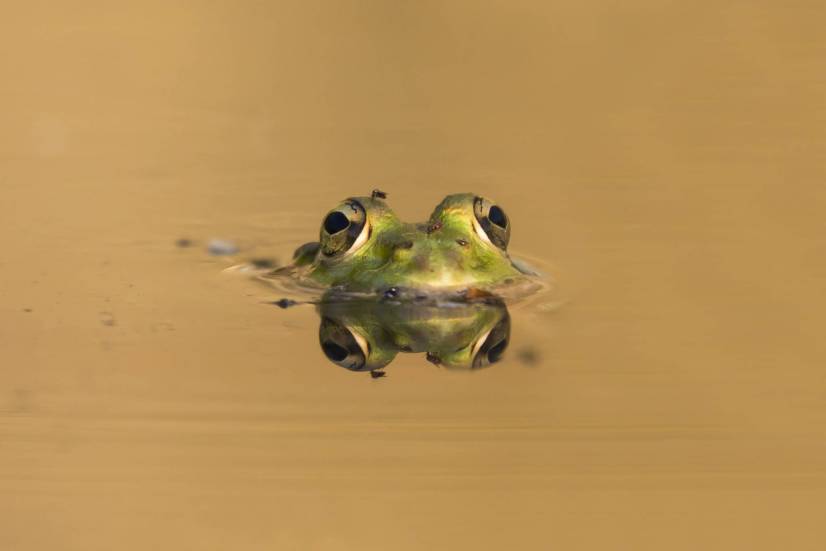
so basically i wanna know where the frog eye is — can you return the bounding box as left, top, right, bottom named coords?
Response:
left=319, top=317, right=368, bottom=371
left=319, top=200, right=369, bottom=257
left=473, top=197, right=510, bottom=250
left=471, top=312, right=511, bottom=368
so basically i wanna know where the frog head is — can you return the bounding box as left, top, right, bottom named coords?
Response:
left=286, top=193, right=525, bottom=297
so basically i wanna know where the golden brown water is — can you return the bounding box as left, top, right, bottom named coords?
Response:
left=3, top=2, right=826, bottom=549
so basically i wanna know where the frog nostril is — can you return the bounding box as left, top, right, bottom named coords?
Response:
left=323, top=211, right=350, bottom=234
left=488, top=205, right=507, bottom=229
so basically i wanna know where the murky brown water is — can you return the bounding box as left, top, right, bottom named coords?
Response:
left=3, top=2, right=826, bottom=549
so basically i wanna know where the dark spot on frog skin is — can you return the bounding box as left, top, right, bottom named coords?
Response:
left=456, top=239, right=469, bottom=247
left=395, top=241, right=414, bottom=250
left=426, top=221, right=442, bottom=234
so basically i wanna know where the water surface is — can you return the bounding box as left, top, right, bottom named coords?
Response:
left=2, top=2, right=826, bottom=549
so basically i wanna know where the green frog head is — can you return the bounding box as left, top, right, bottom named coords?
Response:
left=278, top=193, right=532, bottom=298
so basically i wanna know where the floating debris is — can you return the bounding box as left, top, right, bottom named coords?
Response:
left=272, top=298, right=298, bottom=309
left=175, top=238, right=193, bottom=248
left=517, top=347, right=540, bottom=366
left=207, top=239, right=239, bottom=256
left=371, top=189, right=387, bottom=199
left=370, top=370, right=387, bottom=379
left=249, top=257, right=277, bottom=269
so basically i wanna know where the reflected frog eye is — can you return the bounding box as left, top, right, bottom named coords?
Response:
left=473, top=197, right=510, bottom=250
left=471, top=312, right=511, bottom=368
left=319, top=317, right=368, bottom=370
left=319, top=200, right=369, bottom=257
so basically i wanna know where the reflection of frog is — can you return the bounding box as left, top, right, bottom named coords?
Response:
left=318, top=301, right=510, bottom=372
left=273, top=193, right=535, bottom=299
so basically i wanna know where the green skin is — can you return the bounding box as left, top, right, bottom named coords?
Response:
left=318, top=301, right=510, bottom=371
left=280, top=193, right=526, bottom=297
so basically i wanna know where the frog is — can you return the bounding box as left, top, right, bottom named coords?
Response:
left=270, top=192, right=538, bottom=301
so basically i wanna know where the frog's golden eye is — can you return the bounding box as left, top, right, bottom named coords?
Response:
left=473, top=197, right=510, bottom=250
left=320, top=200, right=369, bottom=257
left=319, top=317, right=368, bottom=371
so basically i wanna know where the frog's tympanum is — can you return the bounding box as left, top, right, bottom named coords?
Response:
left=272, top=193, right=536, bottom=300
left=318, top=301, right=510, bottom=371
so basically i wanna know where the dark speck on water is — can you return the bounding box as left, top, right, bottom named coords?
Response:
left=250, top=258, right=277, bottom=269
left=175, top=238, right=193, bottom=248
left=370, top=370, right=386, bottom=379
left=517, top=347, right=540, bottom=366
left=273, top=298, right=298, bottom=309
left=371, top=189, right=387, bottom=199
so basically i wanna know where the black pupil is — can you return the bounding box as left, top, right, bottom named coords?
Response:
left=324, top=211, right=350, bottom=234
left=322, top=341, right=349, bottom=362
left=488, top=205, right=507, bottom=228
left=487, top=339, right=508, bottom=364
